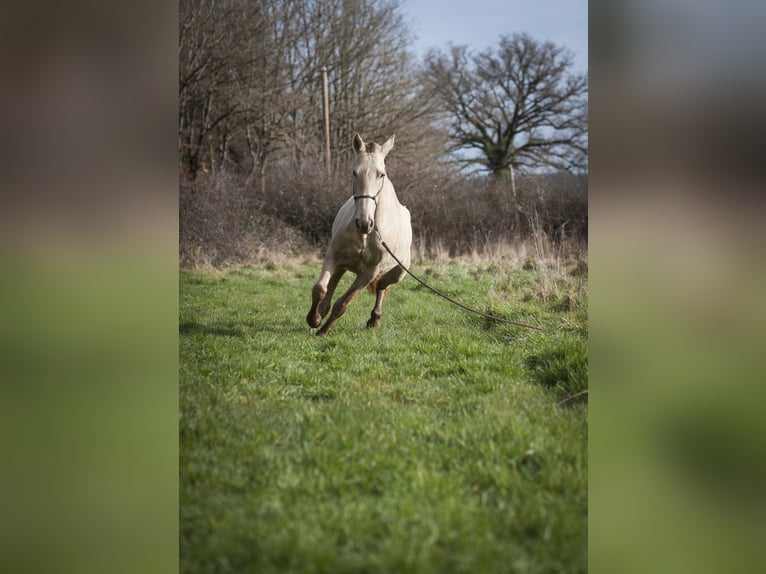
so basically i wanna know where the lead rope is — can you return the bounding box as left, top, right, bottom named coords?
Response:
left=375, top=229, right=544, bottom=331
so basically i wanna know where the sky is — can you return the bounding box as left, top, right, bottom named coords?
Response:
left=401, top=0, right=588, bottom=73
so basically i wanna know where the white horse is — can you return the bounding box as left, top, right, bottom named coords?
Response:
left=307, top=134, right=412, bottom=336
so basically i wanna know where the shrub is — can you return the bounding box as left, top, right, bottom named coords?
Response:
left=179, top=165, right=587, bottom=267
left=179, top=172, right=316, bottom=268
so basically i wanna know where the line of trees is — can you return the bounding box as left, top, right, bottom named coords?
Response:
left=179, top=0, right=588, bottom=267
left=179, top=0, right=587, bottom=182
left=180, top=0, right=444, bottom=183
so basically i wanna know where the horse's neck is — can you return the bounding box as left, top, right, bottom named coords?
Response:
left=381, top=178, right=399, bottom=206
left=374, top=179, right=400, bottom=231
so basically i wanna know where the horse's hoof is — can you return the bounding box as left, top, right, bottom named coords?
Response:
left=366, top=318, right=380, bottom=328
left=307, top=314, right=321, bottom=329
left=315, top=322, right=330, bottom=336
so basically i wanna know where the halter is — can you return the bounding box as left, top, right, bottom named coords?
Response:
left=353, top=178, right=385, bottom=203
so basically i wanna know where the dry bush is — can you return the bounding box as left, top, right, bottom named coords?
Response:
left=179, top=163, right=587, bottom=270
left=179, top=172, right=317, bottom=268
left=257, top=167, right=349, bottom=246
left=394, top=166, right=587, bottom=260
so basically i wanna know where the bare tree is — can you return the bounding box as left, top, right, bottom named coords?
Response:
left=424, top=33, right=588, bottom=178
left=179, top=0, right=252, bottom=177
left=280, top=0, right=444, bottom=171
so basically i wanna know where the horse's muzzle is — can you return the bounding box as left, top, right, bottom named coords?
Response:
left=355, top=218, right=374, bottom=235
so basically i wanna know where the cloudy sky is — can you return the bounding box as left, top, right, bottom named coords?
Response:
left=402, top=0, right=588, bottom=73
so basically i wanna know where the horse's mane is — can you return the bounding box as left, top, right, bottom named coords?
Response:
left=364, top=142, right=381, bottom=154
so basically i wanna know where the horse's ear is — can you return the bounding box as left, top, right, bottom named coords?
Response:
left=380, top=134, right=395, bottom=158
left=352, top=133, right=365, bottom=153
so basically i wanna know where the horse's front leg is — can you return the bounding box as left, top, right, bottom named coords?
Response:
left=307, top=261, right=336, bottom=328
left=316, top=271, right=376, bottom=337
left=318, top=269, right=345, bottom=319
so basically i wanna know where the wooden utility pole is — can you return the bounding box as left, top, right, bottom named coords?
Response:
left=510, top=164, right=521, bottom=234
left=321, top=66, right=331, bottom=175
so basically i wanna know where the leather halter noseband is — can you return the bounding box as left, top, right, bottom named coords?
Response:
left=353, top=178, right=385, bottom=203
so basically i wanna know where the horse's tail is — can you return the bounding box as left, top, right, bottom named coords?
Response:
left=367, top=273, right=385, bottom=295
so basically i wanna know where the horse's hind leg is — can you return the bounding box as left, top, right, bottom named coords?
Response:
left=316, top=271, right=375, bottom=336
left=367, top=266, right=407, bottom=328
left=367, top=288, right=386, bottom=329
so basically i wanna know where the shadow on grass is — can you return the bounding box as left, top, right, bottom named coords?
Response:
left=180, top=319, right=309, bottom=338
left=524, top=341, right=588, bottom=407
left=179, top=321, right=249, bottom=338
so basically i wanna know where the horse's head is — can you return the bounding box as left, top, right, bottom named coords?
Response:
left=351, top=133, right=395, bottom=235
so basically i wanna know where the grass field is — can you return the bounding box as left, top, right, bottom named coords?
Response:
left=180, top=258, right=587, bottom=573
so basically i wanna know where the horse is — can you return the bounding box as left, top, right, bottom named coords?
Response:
left=307, top=133, right=412, bottom=337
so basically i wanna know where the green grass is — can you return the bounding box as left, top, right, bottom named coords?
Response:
left=180, top=260, right=587, bottom=573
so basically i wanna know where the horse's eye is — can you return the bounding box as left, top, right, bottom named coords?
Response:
left=352, top=170, right=357, bottom=177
